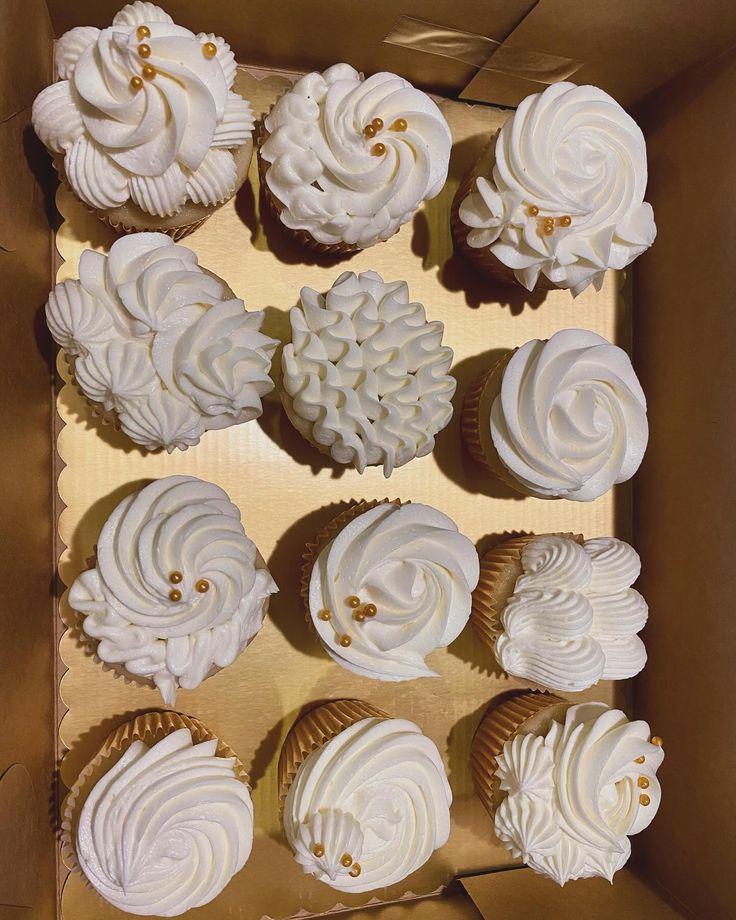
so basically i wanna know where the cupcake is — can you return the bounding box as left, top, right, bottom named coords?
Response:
left=69, top=475, right=278, bottom=704
left=62, top=710, right=253, bottom=915
left=46, top=233, right=278, bottom=452
left=259, top=64, right=452, bottom=253
left=452, top=82, right=656, bottom=295
left=278, top=699, right=451, bottom=891
left=301, top=500, right=479, bottom=680
left=471, top=692, right=664, bottom=885
left=472, top=533, right=648, bottom=691
left=281, top=270, right=456, bottom=476
left=462, top=329, right=648, bottom=501
left=32, top=2, right=255, bottom=237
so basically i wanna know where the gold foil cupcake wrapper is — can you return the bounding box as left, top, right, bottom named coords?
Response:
left=278, top=699, right=389, bottom=815
left=61, top=710, right=249, bottom=883
left=470, top=692, right=569, bottom=819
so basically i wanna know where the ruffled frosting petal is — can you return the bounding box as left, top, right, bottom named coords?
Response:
left=64, top=135, right=128, bottom=210
left=54, top=26, right=100, bottom=79
left=184, top=148, right=238, bottom=206
left=130, top=162, right=188, bottom=217
left=31, top=82, right=84, bottom=153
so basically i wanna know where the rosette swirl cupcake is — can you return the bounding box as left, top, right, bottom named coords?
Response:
left=278, top=700, right=452, bottom=891
left=471, top=692, right=664, bottom=885
left=281, top=271, right=456, bottom=476
left=301, top=500, right=479, bottom=680
left=472, top=533, right=648, bottom=691
left=69, top=476, right=278, bottom=704
left=46, top=233, right=278, bottom=452
left=32, top=2, right=255, bottom=237
left=452, top=82, right=656, bottom=295
left=62, top=711, right=253, bottom=916
left=462, top=329, right=648, bottom=501
left=259, top=63, right=452, bottom=252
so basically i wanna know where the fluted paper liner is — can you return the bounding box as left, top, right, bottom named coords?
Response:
left=470, top=691, right=570, bottom=819
left=61, top=710, right=250, bottom=883
left=278, top=699, right=389, bottom=816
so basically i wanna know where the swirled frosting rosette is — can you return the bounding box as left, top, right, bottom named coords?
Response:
left=303, top=500, right=479, bottom=680
left=279, top=700, right=452, bottom=892
left=68, top=475, right=278, bottom=703
left=31, top=2, right=254, bottom=233
left=260, top=63, right=452, bottom=251
left=46, top=233, right=278, bottom=451
left=471, top=533, right=648, bottom=691
left=471, top=692, right=664, bottom=885
left=453, top=82, right=656, bottom=295
left=282, top=271, right=456, bottom=476
left=65, top=712, right=253, bottom=916
left=462, top=329, right=648, bottom=501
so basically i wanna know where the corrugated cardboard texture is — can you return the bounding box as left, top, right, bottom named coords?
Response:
left=633, top=47, right=736, bottom=920
left=0, top=0, right=56, bottom=917
left=54, top=70, right=628, bottom=920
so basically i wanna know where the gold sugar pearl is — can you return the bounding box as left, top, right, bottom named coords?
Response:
left=371, top=117, right=384, bottom=131
left=634, top=755, right=646, bottom=764
left=195, top=579, right=210, bottom=593
left=558, top=215, right=572, bottom=227
left=346, top=596, right=361, bottom=608
left=339, top=634, right=352, bottom=647
left=142, top=65, right=156, bottom=80
left=371, top=143, right=387, bottom=156
left=138, top=43, right=151, bottom=58
left=638, top=776, right=650, bottom=789
left=202, top=41, right=218, bottom=59
left=340, top=853, right=353, bottom=868
left=353, top=611, right=366, bottom=622
left=169, top=588, right=182, bottom=602
left=129, top=75, right=144, bottom=92
left=169, top=571, right=183, bottom=584
left=542, top=220, right=555, bottom=236
left=312, top=843, right=325, bottom=858
left=318, top=609, right=332, bottom=621
left=136, top=25, right=150, bottom=39
left=349, top=863, right=362, bottom=878
left=363, top=124, right=377, bottom=138
left=651, top=736, right=663, bottom=747
left=527, top=205, right=540, bottom=217
left=363, top=603, right=377, bottom=618
left=639, top=794, right=651, bottom=806
left=391, top=118, right=407, bottom=132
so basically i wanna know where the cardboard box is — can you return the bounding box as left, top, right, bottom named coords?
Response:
left=2, top=1, right=734, bottom=918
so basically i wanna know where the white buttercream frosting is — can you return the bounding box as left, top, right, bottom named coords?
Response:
left=494, top=703, right=664, bottom=885
left=490, top=329, right=648, bottom=500
left=284, top=717, right=451, bottom=892
left=32, top=2, right=254, bottom=216
left=76, top=728, right=253, bottom=916
left=68, top=475, right=278, bottom=704
left=309, top=502, right=479, bottom=680
left=495, top=535, right=647, bottom=690
left=282, top=270, right=455, bottom=476
left=261, top=63, right=452, bottom=248
left=46, top=233, right=278, bottom=452
left=458, top=82, right=656, bottom=295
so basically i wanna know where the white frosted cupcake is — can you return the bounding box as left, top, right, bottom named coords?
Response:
left=282, top=270, right=455, bottom=476
left=278, top=700, right=451, bottom=891
left=301, top=499, right=479, bottom=680
left=32, top=2, right=255, bottom=237
left=62, top=711, right=253, bottom=916
left=471, top=533, right=648, bottom=691
left=471, top=692, right=664, bottom=885
left=46, top=233, right=278, bottom=452
left=461, top=329, right=648, bottom=501
left=452, top=82, right=656, bottom=295
left=259, top=64, right=452, bottom=253
left=69, top=475, right=278, bottom=704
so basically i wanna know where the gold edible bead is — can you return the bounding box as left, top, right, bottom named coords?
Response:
left=371, top=117, right=384, bottom=131
left=169, top=589, right=182, bottom=602
left=651, top=736, right=663, bottom=747
left=169, top=571, right=183, bottom=584
left=203, top=41, right=218, bottom=59
left=318, top=609, right=331, bottom=621
left=312, top=843, right=325, bottom=858
left=353, top=611, right=366, bottom=622
left=136, top=25, right=150, bottom=39
left=142, top=65, right=156, bottom=80
left=349, top=863, right=362, bottom=877
left=339, top=634, right=352, bottom=647
left=195, top=579, right=210, bottom=593
left=340, top=853, right=353, bottom=867
left=638, top=776, right=650, bottom=789
left=138, top=43, right=151, bottom=58
left=558, top=215, right=572, bottom=227
left=391, top=118, right=407, bottom=132
left=542, top=221, right=554, bottom=236
left=639, top=794, right=651, bottom=806
left=129, top=75, right=144, bottom=91
left=527, top=205, right=539, bottom=217
left=363, top=124, right=377, bottom=138
left=634, top=755, right=646, bottom=764
left=363, top=603, right=377, bottom=618
left=371, top=143, right=387, bottom=156
left=346, top=596, right=361, bottom=608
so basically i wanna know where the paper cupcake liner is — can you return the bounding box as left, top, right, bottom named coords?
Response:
left=277, top=699, right=389, bottom=814
left=61, top=710, right=249, bottom=881
left=470, top=691, right=569, bottom=819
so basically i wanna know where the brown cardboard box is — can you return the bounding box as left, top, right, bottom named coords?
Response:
left=2, top=0, right=735, bottom=918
